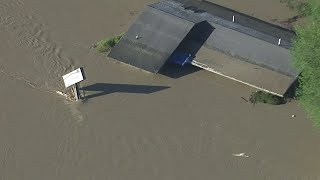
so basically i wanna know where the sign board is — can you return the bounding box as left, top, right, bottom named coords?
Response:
left=62, top=68, right=84, bottom=88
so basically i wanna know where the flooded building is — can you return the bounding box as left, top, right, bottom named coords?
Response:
left=108, top=0, right=299, bottom=97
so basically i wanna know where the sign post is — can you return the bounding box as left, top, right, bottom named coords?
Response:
left=72, top=83, right=81, bottom=101
left=62, top=68, right=85, bottom=101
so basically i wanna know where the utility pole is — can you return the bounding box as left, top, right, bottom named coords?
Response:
left=73, top=83, right=81, bottom=101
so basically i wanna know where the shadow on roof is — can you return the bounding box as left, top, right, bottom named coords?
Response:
left=174, top=20, right=215, bottom=56
left=158, top=20, right=213, bottom=79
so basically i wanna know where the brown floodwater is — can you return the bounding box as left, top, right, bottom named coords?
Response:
left=1, top=0, right=320, bottom=179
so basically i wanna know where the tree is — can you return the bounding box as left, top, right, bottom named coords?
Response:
left=249, top=91, right=286, bottom=105
left=291, top=0, right=320, bottom=125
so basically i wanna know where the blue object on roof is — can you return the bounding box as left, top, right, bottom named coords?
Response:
left=169, top=53, right=192, bottom=66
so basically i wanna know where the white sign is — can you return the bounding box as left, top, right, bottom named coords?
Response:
left=62, top=68, right=84, bottom=88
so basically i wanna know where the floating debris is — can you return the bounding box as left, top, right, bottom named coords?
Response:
left=56, top=90, right=68, bottom=97
left=89, top=45, right=97, bottom=49
left=241, top=97, right=248, bottom=102
left=232, top=153, right=249, bottom=158
left=56, top=90, right=74, bottom=101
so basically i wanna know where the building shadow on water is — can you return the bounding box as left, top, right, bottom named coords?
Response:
left=80, top=83, right=170, bottom=100
left=283, top=76, right=300, bottom=100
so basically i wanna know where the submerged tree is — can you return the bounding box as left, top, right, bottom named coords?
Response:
left=249, top=91, right=286, bottom=105
left=291, top=0, right=320, bottom=125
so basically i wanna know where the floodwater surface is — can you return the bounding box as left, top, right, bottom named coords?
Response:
left=1, top=0, right=320, bottom=179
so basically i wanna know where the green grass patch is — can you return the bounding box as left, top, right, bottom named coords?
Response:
left=249, top=91, right=286, bottom=105
left=96, top=33, right=123, bottom=53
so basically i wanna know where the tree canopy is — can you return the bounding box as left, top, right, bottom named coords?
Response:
left=291, top=0, right=320, bottom=125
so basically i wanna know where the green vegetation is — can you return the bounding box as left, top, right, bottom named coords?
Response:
left=280, top=0, right=312, bottom=17
left=290, top=0, right=320, bottom=125
left=96, top=33, right=123, bottom=53
left=249, top=91, right=286, bottom=105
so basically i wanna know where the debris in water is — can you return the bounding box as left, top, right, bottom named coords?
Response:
left=56, top=90, right=73, bottom=101
left=89, top=45, right=97, bottom=49
left=232, top=153, right=249, bottom=158
left=56, top=90, right=68, bottom=97
left=291, top=114, right=296, bottom=118
left=241, top=97, right=248, bottom=102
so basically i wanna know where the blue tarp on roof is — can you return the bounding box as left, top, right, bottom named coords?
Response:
left=169, top=53, right=192, bottom=66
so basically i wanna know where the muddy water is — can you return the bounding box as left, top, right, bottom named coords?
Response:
left=209, top=0, right=297, bottom=22
left=1, top=0, right=320, bottom=179
left=0, top=0, right=75, bottom=91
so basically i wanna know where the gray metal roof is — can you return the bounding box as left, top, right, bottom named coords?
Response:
left=108, top=6, right=196, bottom=73
left=150, top=0, right=299, bottom=78
left=193, top=46, right=296, bottom=96
left=151, top=0, right=296, bottom=49
left=109, top=0, right=299, bottom=96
